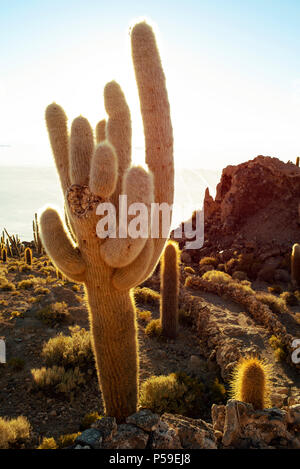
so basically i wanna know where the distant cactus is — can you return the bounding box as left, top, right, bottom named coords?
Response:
left=33, top=212, right=43, bottom=254
left=25, top=247, right=32, bottom=266
left=160, top=241, right=180, bottom=339
left=296, top=157, right=300, bottom=167
left=230, top=357, right=271, bottom=410
left=1, top=247, right=7, bottom=262
left=291, top=243, right=300, bottom=287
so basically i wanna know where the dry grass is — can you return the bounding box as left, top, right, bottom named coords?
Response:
left=144, top=319, right=162, bottom=337
left=0, top=416, right=31, bottom=449
left=137, top=309, right=152, bottom=323
left=31, top=365, right=85, bottom=395
left=256, top=292, right=288, bottom=314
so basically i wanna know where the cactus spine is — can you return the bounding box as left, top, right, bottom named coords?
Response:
left=160, top=241, right=180, bottom=339
left=25, top=247, right=32, bottom=266
left=39, top=22, right=174, bottom=422
left=291, top=243, right=300, bottom=288
left=230, top=357, right=271, bottom=410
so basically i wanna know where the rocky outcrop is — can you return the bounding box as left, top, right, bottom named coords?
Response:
left=73, top=409, right=216, bottom=449
left=72, top=402, right=300, bottom=449
left=174, top=156, right=300, bottom=268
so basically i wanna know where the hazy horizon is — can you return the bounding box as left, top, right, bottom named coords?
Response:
left=0, top=165, right=221, bottom=241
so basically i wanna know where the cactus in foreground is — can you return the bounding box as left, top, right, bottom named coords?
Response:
left=1, top=247, right=7, bottom=263
left=160, top=241, right=180, bottom=339
left=291, top=243, right=300, bottom=287
left=25, top=247, right=32, bottom=266
left=39, top=22, right=174, bottom=422
left=230, top=357, right=271, bottom=410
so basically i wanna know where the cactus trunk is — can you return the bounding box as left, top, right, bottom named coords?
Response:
left=85, top=271, right=138, bottom=422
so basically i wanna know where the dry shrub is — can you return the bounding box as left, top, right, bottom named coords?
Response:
left=37, top=301, right=69, bottom=325
left=37, top=437, right=57, bottom=449
left=31, top=365, right=85, bottom=395
left=42, top=326, right=93, bottom=368
left=199, top=257, right=218, bottom=267
left=137, top=309, right=152, bottom=323
left=140, top=372, right=204, bottom=416
left=256, top=292, right=288, bottom=314
left=134, top=287, right=160, bottom=305
left=144, top=319, right=162, bottom=337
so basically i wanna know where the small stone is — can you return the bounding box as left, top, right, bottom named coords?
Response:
left=126, top=409, right=160, bottom=432
left=104, top=424, right=148, bottom=449
left=75, top=428, right=102, bottom=449
left=91, top=416, right=117, bottom=440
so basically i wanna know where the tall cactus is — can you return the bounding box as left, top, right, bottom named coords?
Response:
left=25, top=247, right=32, bottom=266
left=39, top=22, right=174, bottom=422
left=160, top=241, right=180, bottom=339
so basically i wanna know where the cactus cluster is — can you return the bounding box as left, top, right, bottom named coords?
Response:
left=160, top=241, right=180, bottom=339
left=39, top=22, right=174, bottom=421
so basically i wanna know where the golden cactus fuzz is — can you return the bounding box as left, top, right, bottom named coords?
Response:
left=230, top=357, right=272, bottom=410
left=39, top=22, right=174, bottom=422
left=160, top=240, right=180, bottom=339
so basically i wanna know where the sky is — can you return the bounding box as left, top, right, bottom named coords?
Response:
left=1, top=0, right=300, bottom=170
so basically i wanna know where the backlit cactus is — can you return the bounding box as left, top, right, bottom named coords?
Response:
left=160, top=241, right=180, bottom=339
left=25, top=247, right=32, bottom=266
left=230, top=357, right=271, bottom=410
left=291, top=243, right=300, bottom=288
left=39, top=22, right=174, bottom=421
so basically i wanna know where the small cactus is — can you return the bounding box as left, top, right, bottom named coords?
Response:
left=160, top=241, right=180, bottom=339
left=1, top=247, right=7, bottom=262
left=230, top=357, right=271, bottom=410
left=291, top=243, right=300, bottom=287
left=296, top=156, right=300, bottom=167
left=25, top=247, right=32, bottom=266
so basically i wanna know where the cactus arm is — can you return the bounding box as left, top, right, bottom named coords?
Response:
left=95, top=119, right=106, bottom=144
left=112, top=238, right=154, bottom=290
left=70, top=116, right=94, bottom=186
left=39, top=208, right=86, bottom=282
left=100, top=166, right=153, bottom=268
left=104, top=81, right=132, bottom=208
left=90, top=142, right=118, bottom=198
left=131, top=23, right=174, bottom=274
left=45, top=103, right=70, bottom=193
